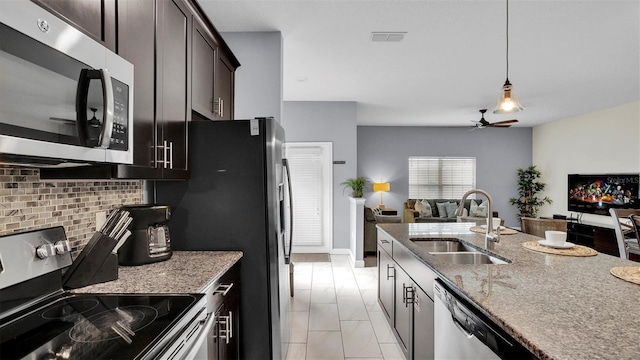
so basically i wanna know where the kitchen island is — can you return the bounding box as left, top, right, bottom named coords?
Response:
left=72, top=251, right=242, bottom=294
left=378, top=223, right=640, bottom=359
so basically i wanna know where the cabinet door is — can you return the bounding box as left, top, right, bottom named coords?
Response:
left=394, top=266, right=412, bottom=358
left=156, top=0, right=191, bottom=174
left=216, top=290, right=240, bottom=359
left=214, top=50, right=235, bottom=120
left=413, top=285, right=434, bottom=360
left=33, top=0, right=116, bottom=51
left=192, top=21, right=217, bottom=120
left=378, top=247, right=395, bottom=324
left=117, top=0, right=156, bottom=171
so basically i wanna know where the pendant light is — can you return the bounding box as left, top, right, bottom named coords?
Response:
left=493, top=0, right=524, bottom=114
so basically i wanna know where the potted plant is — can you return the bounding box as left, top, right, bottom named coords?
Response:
left=341, top=177, right=369, bottom=198
left=509, top=165, right=552, bottom=218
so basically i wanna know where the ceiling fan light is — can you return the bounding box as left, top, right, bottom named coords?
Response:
left=493, top=80, right=524, bottom=114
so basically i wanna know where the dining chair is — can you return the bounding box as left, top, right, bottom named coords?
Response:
left=520, top=217, right=567, bottom=238
left=608, top=208, right=640, bottom=260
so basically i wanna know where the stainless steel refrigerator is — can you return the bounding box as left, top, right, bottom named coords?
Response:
left=155, top=118, right=292, bottom=360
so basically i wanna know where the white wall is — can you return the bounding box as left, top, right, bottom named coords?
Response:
left=533, top=101, right=640, bottom=226
left=282, top=101, right=358, bottom=251
left=221, top=32, right=283, bottom=122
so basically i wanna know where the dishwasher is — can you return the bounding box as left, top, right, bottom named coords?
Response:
left=433, top=280, right=531, bottom=360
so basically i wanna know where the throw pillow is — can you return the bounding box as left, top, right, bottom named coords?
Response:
left=470, top=200, right=488, bottom=217
left=415, top=199, right=432, bottom=217
left=444, top=202, right=459, bottom=218
left=436, top=202, right=450, bottom=218
left=372, top=207, right=382, bottom=216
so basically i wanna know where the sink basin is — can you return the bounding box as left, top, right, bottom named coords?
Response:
left=430, top=252, right=510, bottom=265
left=412, top=239, right=472, bottom=253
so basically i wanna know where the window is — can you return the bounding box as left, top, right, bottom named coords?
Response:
left=408, top=157, right=476, bottom=199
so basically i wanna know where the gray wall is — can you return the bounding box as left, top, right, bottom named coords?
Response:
left=357, top=126, right=533, bottom=227
left=283, top=101, right=358, bottom=251
left=221, top=32, right=283, bottom=122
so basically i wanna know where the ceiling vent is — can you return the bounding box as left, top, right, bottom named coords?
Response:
left=371, top=32, right=406, bottom=42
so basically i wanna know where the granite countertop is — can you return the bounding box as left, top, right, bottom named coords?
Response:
left=377, top=223, right=640, bottom=360
left=72, top=251, right=243, bottom=294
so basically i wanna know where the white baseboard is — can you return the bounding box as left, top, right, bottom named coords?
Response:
left=352, top=260, right=365, bottom=268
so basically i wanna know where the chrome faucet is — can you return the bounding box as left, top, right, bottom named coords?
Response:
left=456, top=189, right=500, bottom=250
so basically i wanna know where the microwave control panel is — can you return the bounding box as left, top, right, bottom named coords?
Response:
left=109, top=78, right=129, bottom=151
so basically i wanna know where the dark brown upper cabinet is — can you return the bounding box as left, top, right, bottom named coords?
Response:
left=215, top=49, right=235, bottom=121
left=192, top=19, right=218, bottom=120
left=31, top=0, right=116, bottom=52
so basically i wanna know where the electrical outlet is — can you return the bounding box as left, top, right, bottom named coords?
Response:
left=95, top=211, right=107, bottom=230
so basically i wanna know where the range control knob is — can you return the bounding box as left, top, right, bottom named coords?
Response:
left=36, top=244, right=55, bottom=259
left=54, top=240, right=71, bottom=255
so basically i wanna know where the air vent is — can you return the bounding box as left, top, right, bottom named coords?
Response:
left=371, top=32, right=407, bottom=42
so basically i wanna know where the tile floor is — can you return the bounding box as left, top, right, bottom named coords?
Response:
left=285, top=254, right=404, bottom=360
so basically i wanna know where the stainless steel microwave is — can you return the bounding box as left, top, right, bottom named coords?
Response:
left=0, top=1, right=134, bottom=166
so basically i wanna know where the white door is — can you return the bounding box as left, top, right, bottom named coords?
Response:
left=284, top=142, right=333, bottom=253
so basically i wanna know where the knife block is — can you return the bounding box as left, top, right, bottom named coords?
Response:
left=62, top=232, right=119, bottom=289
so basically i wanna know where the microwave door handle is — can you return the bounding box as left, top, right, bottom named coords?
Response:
left=98, top=68, right=115, bottom=149
left=75, top=69, right=114, bottom=149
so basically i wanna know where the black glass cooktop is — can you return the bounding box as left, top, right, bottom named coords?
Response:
left=0, top=293, right=200, bottom=360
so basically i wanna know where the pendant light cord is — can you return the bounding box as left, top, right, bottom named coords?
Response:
left=506, top=0, right=509, bottom=79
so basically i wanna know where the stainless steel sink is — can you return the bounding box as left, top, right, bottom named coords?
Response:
left=412, top=240, right=471, bottom=253
left=430, top=251, right=510, bottom=265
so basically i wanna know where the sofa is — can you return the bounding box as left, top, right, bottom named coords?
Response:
left=403, top=198, right=499, bottom=224
left=364, top=206, right=401, bottom=253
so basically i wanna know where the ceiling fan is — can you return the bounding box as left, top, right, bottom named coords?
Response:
left=470, top=109, right=518, bottom=129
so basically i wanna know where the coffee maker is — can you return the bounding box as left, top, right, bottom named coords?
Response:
left=117, top=205, right=172, bottom=266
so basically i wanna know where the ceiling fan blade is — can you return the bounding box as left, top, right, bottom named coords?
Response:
left=491, top=119, right=519, bottom=125
left=491, top=124, right=512, bottom=128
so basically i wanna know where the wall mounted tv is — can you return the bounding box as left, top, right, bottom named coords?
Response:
left=568, top=174, right=640, bottom=215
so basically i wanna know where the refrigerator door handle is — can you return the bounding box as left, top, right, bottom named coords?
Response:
left=283, top=158, right=293, bottom=265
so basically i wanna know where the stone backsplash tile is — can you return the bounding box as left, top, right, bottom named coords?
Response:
left=0, top=166, right=144, bottom=257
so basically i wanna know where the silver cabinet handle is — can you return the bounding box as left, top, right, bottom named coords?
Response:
left=386, top=264, right=394, bottom=280
left=168, top=141, right=173, bottom=169
left=403, top=284, right=415, bottom=307
left=220, top=99, right=224, bottom=118
left=218, top=314, right=231, bottom=344
left=156, top=140, right=174, bottom=169
left=228, top=310, right=233, bottom=340
left=214, top=283, right=234, bottom=296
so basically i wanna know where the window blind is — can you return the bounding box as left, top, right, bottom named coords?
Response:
left=287, top=147, right=323, bottom=246
left=408, top=157, right=476, bottom=199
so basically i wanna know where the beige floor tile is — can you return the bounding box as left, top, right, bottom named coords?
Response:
left=310, top=284, right=336, bottom=304
left=306, top=331, right=345, bottom=360
left=355, top=273, right=378, bottom=290
left=360, top=289, right=382, bottom=312
left=368, top=311, right=397, bottom=343
left=337, top=295, right=369, bottom=321
left=291, top=289, right=311, bottom=311
left=379, top=343, right=405, bottom=360
left=312, top=267, right=335, bottom=285
left=309, top=303, right=340, bottom=331
left=330, top=254, right=352, bottom=267
left=340, top=321, right=382, bottom=358
left=286, top=343, right=307, bottom=360
left=295, top=269, right=313, bottom=290
left=290, top=311, right=309, bottom=343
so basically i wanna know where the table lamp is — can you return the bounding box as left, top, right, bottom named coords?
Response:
left=373, top=182, right=390, bottom=209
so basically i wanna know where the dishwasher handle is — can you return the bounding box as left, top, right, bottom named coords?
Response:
left=451, top=314, right=474, bottom=339
left=182, top=312, right=216, bottom=360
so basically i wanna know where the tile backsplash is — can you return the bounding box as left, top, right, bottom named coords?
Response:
left=0, top=166, right=144, bottom=256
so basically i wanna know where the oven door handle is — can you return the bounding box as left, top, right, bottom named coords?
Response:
left=182, top=312, right=216, bottom=360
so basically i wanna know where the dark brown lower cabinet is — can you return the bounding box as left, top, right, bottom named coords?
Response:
left=208, top=263, right=241, bottom=360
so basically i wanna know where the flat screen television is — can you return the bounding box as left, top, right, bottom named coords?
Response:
left=568, top=174, right=640, bottom=215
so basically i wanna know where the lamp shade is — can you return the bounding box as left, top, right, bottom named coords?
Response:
left=493, top=79, right=524, bottom=114
left=373, top=182, right=390, bottom=192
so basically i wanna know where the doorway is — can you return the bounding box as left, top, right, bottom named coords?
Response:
left=284, top=142, right=333, bottom=254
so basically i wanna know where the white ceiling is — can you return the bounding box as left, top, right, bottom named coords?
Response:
left=198, top=0, right=640, bottom=127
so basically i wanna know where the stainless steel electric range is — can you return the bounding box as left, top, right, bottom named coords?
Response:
left=0, top=227, right=207, bottom=360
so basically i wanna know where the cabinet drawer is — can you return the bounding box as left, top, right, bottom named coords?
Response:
left=204, top=262, right=240, bottom=313
left=377, top=229, right=393, bottom=255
